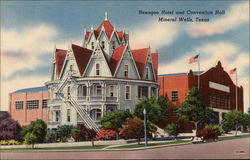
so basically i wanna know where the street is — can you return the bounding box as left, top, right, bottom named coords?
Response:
left=1, top=138, right=249, bottom=159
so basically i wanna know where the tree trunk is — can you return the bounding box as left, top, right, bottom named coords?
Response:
left=91, top=139, right=95, bottom=147
left=138, top=138, right=140, bottom=144
left=115, top=131, right=119, bottom=140
left=32, top=143, right=34, bottom=149
left=235, top=125, right=239, bottom=136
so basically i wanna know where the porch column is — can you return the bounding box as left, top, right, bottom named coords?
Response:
left=219, top=112, right=223, bottom=123
left=148, top=86, right=151, bottom=97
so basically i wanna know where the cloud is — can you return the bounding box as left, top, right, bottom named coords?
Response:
left=159, top=41, right=249, bottom=112
left=1, top=24, right=82, bottom=79
left=1, top=23, right=83, bottom=110
left=188, top=1, right=249, bottom=37
left=129, top=19, right=180, bottom=50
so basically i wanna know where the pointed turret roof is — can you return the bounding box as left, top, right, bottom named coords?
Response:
left=131, top=48, right=149, bottom=77
left=109, top=45, right=127, bottom=75
left=55, top=49, right=67, bottom=78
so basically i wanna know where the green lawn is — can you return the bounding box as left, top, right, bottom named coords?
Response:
left=218, top=135, right=250, bottom=141
left=109, top=140, right=191, bottom=149
left=0, top=145, right=108, bottom=151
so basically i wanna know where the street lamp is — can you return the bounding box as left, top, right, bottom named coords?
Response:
left=143, top=108, right=148, bottom=147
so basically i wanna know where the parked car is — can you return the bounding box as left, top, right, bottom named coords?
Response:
left=196, top=128, right=218, bottom=142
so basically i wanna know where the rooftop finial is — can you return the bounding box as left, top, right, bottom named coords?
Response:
left=91, top=25, right=94, bottom=31
left=105, top=12, right=108, bottom=21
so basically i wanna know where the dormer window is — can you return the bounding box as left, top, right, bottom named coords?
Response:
left=91, top=42, right=94, bottom=50
left=101, top=41, right=105, bottom=49
left=112, top=41, right=115, bottom=50
left=96, top=63, right=100, bottom=76
left=124, top=65, right=128, bottom=77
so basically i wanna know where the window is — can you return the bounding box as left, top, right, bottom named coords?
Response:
left=91, top=42, right=94, bottom=50
left=109, top=85, right=114, bottom=97
left=67, top=86, right=71, bottom=98
left=96, top=85, right=102, bottom=96
left=27, top=100, right=39, bottom=110
left=138, top=86, right=148, bottom=98
left=42, top=100, right=48, bottom=108
left=78, top=85, right=87, bottom=98
left=112, top=41, right=115, bottom=50
left=101, top=41, right=105, bottom=49
left=67, top=109, right=71, bottom=122
left=124, top=65, right=129, bottom=77
left=145, top=67, right=149, bottom=79
left=70, top=65, right=73, bottom=71
left=125, top=85, right=131, bottom=100
left=55, top=111, right=60, bottom=122
left=171, top=91, right=178, bottom=102
left=15, top=101, right=23, bottom=110
left=96, top=63, right=100, bottom=76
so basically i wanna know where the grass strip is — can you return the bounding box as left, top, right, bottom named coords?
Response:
left=0, top=145, right=108, bottom=151
left=109, top=140, right=191, bottom=149
left=218, top=135, right=250, bottom=141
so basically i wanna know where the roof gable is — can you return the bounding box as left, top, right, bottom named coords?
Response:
left=131, top=48, right=149, bottom=78
left=97, top=20, right=114, bottom=39
left=55, top=49, right=67, bottom=78
left=71, top=44, right=93, bottom=76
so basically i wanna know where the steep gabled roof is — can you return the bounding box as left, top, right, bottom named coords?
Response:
left=71, top=44, right=93, bottom=76
left=85, top=31, right=90, bottom=40
left=117, top=31, right=123, bottom=41
left=97, top=20, right=114, bottom=39
left=55, top=49, right=67, bottom=78
left=131, top=48, right=149, bottom=77
left=151, top=53, right=158, bottom=77
left=109, top=45, right=126, bottom=75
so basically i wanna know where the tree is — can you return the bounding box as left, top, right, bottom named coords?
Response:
left=223, top=110, right=248, bottom=136
left=56, top=125, right=75, bottom=142
left=177, top=87, right=211, bottom=135
left=44, top=130, right=57, bottom=143
left=0, top=112, right=21, bottom=141
left=119, top=117, right=144, bottom=144
left=100, top=110, right=132, bottom=139
left=134, top=96, right=168, bottom=124
left=96, top=129, right=116, bottom=140
left=164, top=123, right=179, bottom=139
left=21, top=119, right=47, bottom=143
left=24, top=133, right=37, bottom=149
left=71, top=124, right=97, bottom=146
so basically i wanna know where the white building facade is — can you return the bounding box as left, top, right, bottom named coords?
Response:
left=45, top=14, right=159, bottom=131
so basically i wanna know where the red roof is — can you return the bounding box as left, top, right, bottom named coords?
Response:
left=125, top=33, right=129, bottom=40
left=117, top=31, right=123, bottom=41
left=131, top=48, right=149, bottom=77
left=71, top=44, right=93, bottom=76
left=55, top=49, right=67, bottom=78
left=85, top=31, right=90, bottom=40
left=109, top=45, right=126, bottom=75
left=97, top=20, right=114, bottom=39
left=151, top=53, right=158, bottom=77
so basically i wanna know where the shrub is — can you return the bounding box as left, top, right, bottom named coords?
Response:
left=196, top=128, right=218, bottom=141
left=164, top=123, right=180, bottom=138
left=7, top=139, right=21, bottom=145
left=56, top=125, right=75, bottom=142
left=205, top=124, right=224, bottom=136
left=96, top=129, right=116, bottom=140
left=44, top=130, right=57, bottom=143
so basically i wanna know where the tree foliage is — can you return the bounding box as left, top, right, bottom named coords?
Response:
left=134, top=96, right=168, bottom=124
left=177, top=87, right=211, bottom=133
left=71, top=124, right=97, bottom=143
left=100, top=110, right=132, bottom=139
left=95, top=129, right=116, bottom=140
left=21, top=119, right=47, bottom=143
left=0, top=112, right=21, bottom=141
left=164, top=123, right=180, bottom=138
left=222, top=110, right=248, bottom=136
left=24, top=133, right=37, bottom=149
left=44, top=130, right=57, bottom=143
left=56, top=125, right=75, bottom=142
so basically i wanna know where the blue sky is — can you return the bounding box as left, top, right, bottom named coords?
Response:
left=1, top=0, right=249, bottom=112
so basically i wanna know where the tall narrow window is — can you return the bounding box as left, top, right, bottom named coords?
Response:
left=70, top=65, right=73, bottom=71
left=110, top=85, right=114, bottom=97
left=77, top=85, right=87, bottom=99
left=96, top=85, right=102, bottom=96
left=112, top=41, right=115, bottom=50
left=124, top=65, right=128, bottom=77
left=101, top=41, right=105, bottom=49
left=125, top=85, right=131, bottom=100
left=91, top=42, right=94, bottom=50
left=96, top=63, right=100, bottom=76
left=67, top=86, right=71, bottom=98
left=171, top=91, right=178, bottom=102
left=67, top=109, right=71, bottom=122
left=42, top=100, right=48, bottom=108
left=55, top=111, right=60, bottom=122
left=145, top=67, right=149, bottom=79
